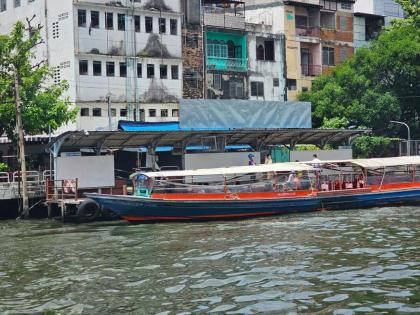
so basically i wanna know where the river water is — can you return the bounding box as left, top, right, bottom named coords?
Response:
left=0, top=206, right=419, bottom=315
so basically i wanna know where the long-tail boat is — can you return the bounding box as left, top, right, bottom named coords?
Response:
left=85, top=156, right=420, bottom=223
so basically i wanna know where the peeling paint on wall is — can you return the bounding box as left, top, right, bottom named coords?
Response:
left=138, top=34, right=173, bottom=58
left=141, top=78, right=178, bottom=103
left=143, top=0, right=173, bottom=12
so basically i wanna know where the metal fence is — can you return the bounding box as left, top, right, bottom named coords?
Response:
left=398, top=140, right=420, bottom=156
left=0, top=170, right=53, bottom=200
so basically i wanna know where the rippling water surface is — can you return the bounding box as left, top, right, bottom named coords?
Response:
left=0, top=206, right=419, bottom=314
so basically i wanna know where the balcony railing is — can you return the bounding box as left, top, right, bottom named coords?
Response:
left=301, top=64, right=322, bottom=76
left=296, top=26, right=320, bottom=37
left=207, top=57, right=247, bottom=72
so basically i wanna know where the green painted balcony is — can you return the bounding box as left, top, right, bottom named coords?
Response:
left=205, top=31, right=248, bottom=72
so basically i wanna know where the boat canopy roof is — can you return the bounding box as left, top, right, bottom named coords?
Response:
left=131, top=156, right=420, bottom=179
left=310, top=156, right=420, bottom=169
left=131, top=162, right=314, bottom=179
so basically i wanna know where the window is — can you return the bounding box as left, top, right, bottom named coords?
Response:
left=111, top=108, right=117, bottom=117
left=134, top=15, right=140, bottom=32
left=186, top=34, right=198, bottom=48
left=229, top=81, right=244, bottom=99
left=106, top=62, right=115, bottom=76
left=320, top=0, right=337, bottom=11
left=339, top=16, right=347, bottom=31
left=0, top=0, right=6, bottom=12
left=322, top=47, right=335, bottom=65
left=171, top=65, right=178, bottom=80
left=118, top=14, right=125, bottom=31
left=14, top=0, right=21, bottom=8
left=119, top=62, right=127, bottom=77
left=91, top=11, right=99, bottom=28
left=287, top=79, right=297, bottom=90
left=161, top=109, right=168, bottom=117
left=320, top=11, right=335, bottom=28
left=273, top=78, right=279, bottom=87
left=295, top=15, right=308, bottom=28
left=341, top=2, right=352, bottom=10
left=170, top=19, right=177, bottom=35
left=145, top=16, right=153, bottom=33
left=213, top=74, right=221, bottom=90
left=160, top=65, right=167, bottom=79
left=92, top=108, right=102, bottom=117
left=264, top=40, right=274, bottom=61
left=149, top=109, right=156, bottom=117
left=227, top=40, right=235, bottom=58
left=80, top=108, right=89, bottom=116
left=159, top=18, right=166, bottom=34
left=79, top=60, right=88, bottom=75
left=147, top=64, right=154, bottom=78
left=256, top=45, right=264, bottom=60
left=78, top=9, right=87, bottom=27
left=207, top=43, right=228, bottom=58
left=340, top=47, right=347, bottom=62
left=93, top=61, right=102, bottom=76
left=251, top=82, right=264, bottom=97
left=172, top=109, right=179, bottom=117
left=137, top=63, right=142, bottom=78
left=105, top=12, right=113, bottom=29
left=120, top=108, right=127, bottom=117
left=256, top=40, right=274, bottom=61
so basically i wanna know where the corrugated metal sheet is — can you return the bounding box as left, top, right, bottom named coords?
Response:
left=180, top=100, right=312, bottom=129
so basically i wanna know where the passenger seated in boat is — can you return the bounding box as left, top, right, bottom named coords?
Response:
left=286, top=171, right=301, bottom=190
left=357, top=175, right=365, bottom=188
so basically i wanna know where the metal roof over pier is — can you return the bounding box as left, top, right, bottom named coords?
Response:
left=49, top=128, right=369, bottom=153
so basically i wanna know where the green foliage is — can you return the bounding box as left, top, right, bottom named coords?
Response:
left=299, top=7, right=420, bottom=156
left=353, top=136, right=394, bottom=158
left=393, top=0, right=420, bottom=28
left=0, top=21, right=77, bottom=140
left=0, top=162, right=8, bottom=172
left=294, top=144, right=321, bottom=151
left=321, top=117, right=350, bottom=129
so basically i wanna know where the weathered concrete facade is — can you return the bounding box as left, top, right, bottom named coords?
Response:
left=0, top=0, right=184, bottom=131
left=246, top=0, right=356, bottom=100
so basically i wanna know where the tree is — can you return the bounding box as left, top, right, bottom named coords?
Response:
left=0, top=20, right=77, bottom=140
left=299, top=2, right=420, bottom=157
left=0, top=20, right=77, bottom=216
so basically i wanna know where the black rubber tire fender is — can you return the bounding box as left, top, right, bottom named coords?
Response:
left=77, top=199, right=101, bottom=222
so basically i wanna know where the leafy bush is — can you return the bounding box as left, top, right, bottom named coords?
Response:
left=353, top=136, right=393, bottom=158
left=0, top=162, right=8, bottom=172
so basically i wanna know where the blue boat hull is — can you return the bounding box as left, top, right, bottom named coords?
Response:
left=85, top=188, right=420, bottom=222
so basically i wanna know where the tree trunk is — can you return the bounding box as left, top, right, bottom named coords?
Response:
left=15, top=71, right=29, bottom=218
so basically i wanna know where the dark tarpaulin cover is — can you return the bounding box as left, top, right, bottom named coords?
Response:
left=179, top=100, right=312, bottom=129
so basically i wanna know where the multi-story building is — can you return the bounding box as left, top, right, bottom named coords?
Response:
left=247, top=0, right=355, bottom=100
left=354, top=0, right=404, bottom=49
left=0, top=0, right=183, bottom=131
left=182, top=0, right=286, bottom=101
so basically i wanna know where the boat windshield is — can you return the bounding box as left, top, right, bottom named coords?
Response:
left=132, top=174, right=154, bottom=197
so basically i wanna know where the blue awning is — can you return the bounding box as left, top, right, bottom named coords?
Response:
left=137, top=144, right=252, bottom=153
left=118, top=121, right=228, bottom=132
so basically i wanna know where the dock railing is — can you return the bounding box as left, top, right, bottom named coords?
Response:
left=0, top=171, right=46, bottom=200
left=45, top=178, right=79, bottom=202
